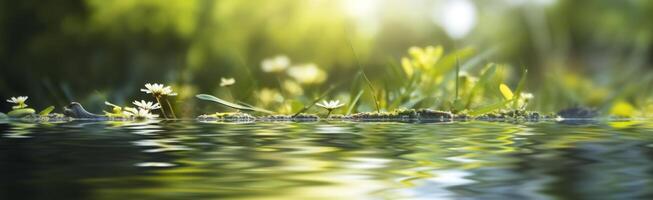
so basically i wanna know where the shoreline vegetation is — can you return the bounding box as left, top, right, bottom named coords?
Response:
left=1, top=45, right=647, bottom=123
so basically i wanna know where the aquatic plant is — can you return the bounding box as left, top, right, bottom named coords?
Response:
left=125, top=107, right=159, bottom=120
left=103, top=101, right=133, bottom=119
left=141, top=83, right=177, bottom=119
left=133, top=100, right=161, bottom=111
left=6, top=96, right=36, bottom=118
left=99, top=101, right=159, bottom=120
left=316, top=100, right=345, bottom=118
left=7, top=96, right=29, bottom=109
left=7, top=108, right=36, bottom=118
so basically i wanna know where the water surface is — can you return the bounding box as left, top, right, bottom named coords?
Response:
left=1, top=120, right=653, bottom=199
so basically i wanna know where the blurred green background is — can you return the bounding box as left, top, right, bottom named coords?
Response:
left=1, top=0, right=653, bottom=117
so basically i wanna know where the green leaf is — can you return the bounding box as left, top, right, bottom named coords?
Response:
left=432, top=47, right=475, bottom=77
left=8, top=108, right=36, bottom=118
left=499, top=83, right=514, bottom=100
left=196, top=94, right=273, bottom=114
left=512, top=66, right=528, bottom=108
left=39, top=106, right=55, bottom=116
left=464, top=63, right=496, bottom=108
left=0, top=112, right=7, bottom=119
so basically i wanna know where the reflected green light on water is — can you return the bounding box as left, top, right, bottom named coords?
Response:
left=1, top=120, right=653, bottom=199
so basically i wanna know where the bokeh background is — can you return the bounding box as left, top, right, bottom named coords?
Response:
left=1, top=0, right=652, bottom=116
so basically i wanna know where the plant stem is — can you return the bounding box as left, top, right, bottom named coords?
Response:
left=455, top=56, right=460, bottom=102
left=326, top=109, right=333, bottom=118
left=165, top=98, right=177, bottom=119
left=155, top=97, right=168, bottom=119
left=344, top=29, right=380, bottom=113
left=292, top=85, right=336, bottom=118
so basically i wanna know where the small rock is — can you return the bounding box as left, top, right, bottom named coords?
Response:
left=557, top=107, right=598, bottom=119
left=64, top=102, right=106, bottom=119
left=416, top=109, right=453, bottom=120
left=197, top=112, right=256, bottom=121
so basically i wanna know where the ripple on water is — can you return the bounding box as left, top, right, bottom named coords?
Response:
left=0, top=120, right=653, bottom=199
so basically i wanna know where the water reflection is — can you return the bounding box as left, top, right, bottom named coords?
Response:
left=1, top=120, right=653, bottom=199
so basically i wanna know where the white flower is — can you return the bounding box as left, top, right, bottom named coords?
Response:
left=220, top=77, right=236, bottom=87
left=140, top=83, right=177, bottom=97
left=316, top=100, right=345, bottom=110
left=287, top=63, right=327, bottom=84
left=7, top=96, right=28, bottom=104
left=261, top=55, right=290, bottom=73
left=125, top=107, right=158, bottom=119
left=133, top=100, right=161, bottom=111
left=521, top=92, right=534, bottom=100
left=7, top=96, right=28, bottom=109
left=517, top=92, right=534, bottom=109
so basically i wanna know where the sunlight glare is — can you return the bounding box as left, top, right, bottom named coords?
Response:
left=434, top=0, right=477, bottom=39
left=343, top=0, right=378, bottom=19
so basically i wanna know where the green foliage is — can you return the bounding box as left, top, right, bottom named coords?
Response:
left=8, top=108, right=36, bottom=118
left=500, top=84, right=514, bottom=100
left=512, top=67, right=528, bottom=109
left=39, top=106, right=55, bottom=116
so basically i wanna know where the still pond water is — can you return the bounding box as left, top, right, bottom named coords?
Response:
left=1, top=120, right=653, bottom=199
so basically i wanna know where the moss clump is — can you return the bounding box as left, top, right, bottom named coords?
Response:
left=325, top=114, right=353, bottom=120
left=259, top=114, right=319, bottom=121
left=557, top=107, right=598, bottom=119
left=197, top=112, right=256, bottom=121
left=475, top=109, right=551, bottom=121
left=416, top=109, right=454, bottom=120
left=21, top=113, right=71, bottom=121
left=454, top=113, right=471, bottom=120
left=350, top=109, right=452, bottom=121
left=294, top=114, right=319, bottom=121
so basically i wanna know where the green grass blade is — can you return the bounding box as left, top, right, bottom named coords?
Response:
left=346, top=90, right=364, bottom=115
left=512, top=65, right=528, bottom=108
left=345, top=31, right=380, bottom=113
left=464, top=63, right=497, bottom=108
left=455, top=57, right=460, bottom=101
left=293, top=85, right=335, bottom=117
left=196, top=94, right=273, bottom=114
